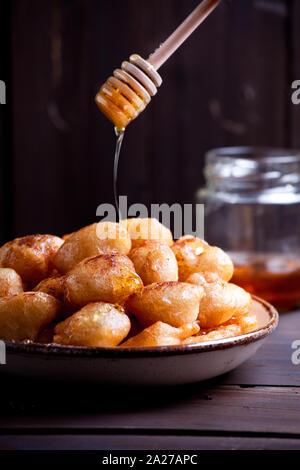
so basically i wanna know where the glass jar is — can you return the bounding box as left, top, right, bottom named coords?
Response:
left=197, top=147, right=300, bottom=310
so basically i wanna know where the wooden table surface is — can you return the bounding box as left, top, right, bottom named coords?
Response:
left=0, top=310, right=299, bottom=450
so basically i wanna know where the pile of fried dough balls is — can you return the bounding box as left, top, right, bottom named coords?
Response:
left=0, top=219, right=257, bottom=348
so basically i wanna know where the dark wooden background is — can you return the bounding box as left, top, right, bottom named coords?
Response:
left=0, top=0, right=299, bottom=243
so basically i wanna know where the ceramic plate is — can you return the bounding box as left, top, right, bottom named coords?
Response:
left=1, top=296, right=278, bottom=386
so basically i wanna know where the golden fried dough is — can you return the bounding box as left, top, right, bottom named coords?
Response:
left=34, top=276, right=77, bottom=320
left=183, top=324, right=242, bottom=344
left=129, top=241, right=178, bottom=285
left=54, top=302, right=131, bottom=347
left=187, top=273, right=253, bottom=331
left=192, top=280, right=252, bottom=329
left=183, top=310, right=257, bottom=345
left=122, top=321, right=200, bottom=348
left=120, top=218, right=173, bottom=249
left=126, top=282, right=204, bottom=328
left=171, top=237, right=209, bottom=281
left=62, top=233, right=73, bottom=241
left=186, top=271, right=221, bottom=285
left=0, top=221, right=254, bottom=349
left=177, top=235, right=208, bottom=245
left=227, top=311, right=258, bottom=334
left=64, top=254, right=143, bottom=308
left=193, top=246, right=234, bottom=282
left=53, top=222, right=131, bottom=273
left=172, top=237, right=233, bottom=282
left=34, top=275, right=65, bottom=302
left=0, top=235, right=64, bottom=283
left=0, top=292, right=61, bottom=341
left=183, top=309, right=258, bottom=344
left=0, top=268, right=23, bottom=297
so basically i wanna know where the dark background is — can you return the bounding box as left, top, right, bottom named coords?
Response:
left=0, top=0, right=299, bottom=244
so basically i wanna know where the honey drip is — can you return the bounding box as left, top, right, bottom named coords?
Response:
left=114, top=128, right=125, bottom=221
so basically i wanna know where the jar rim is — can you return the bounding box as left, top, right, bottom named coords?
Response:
left=206, top=146, right=300, bottom=165
left=203, top=146, right=300, bottom=196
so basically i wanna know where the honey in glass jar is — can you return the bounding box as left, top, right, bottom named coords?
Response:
left=197, top=147, right=300, bottom=311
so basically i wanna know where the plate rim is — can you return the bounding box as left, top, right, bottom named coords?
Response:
left=4, top=295, right=279, bottom=358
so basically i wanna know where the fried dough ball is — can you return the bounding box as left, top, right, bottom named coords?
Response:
left=183, top=324, right=242, bottom=345
left=120, top=218, right=173, bottom=249
left=129, top=241, right=178, bottom=285
left=122, top=321, right=200, bottom=348
left=0, top=235, right=64, bottom=284
left=227, top=311, right=258, bottom=334
left=62, top=233, right=73, bottom=241
left=54, top=302, right=131, bottom=347
left=34, top=275, right=65, bottom=302
left=183, top=310, right=258, bottom=344
left=126, top=282, right=204, bottom=328
left=53, top=222, right=131, bottom=273
left=0, top=268, right=23, bottom=297
left=172, top=237, right=233, bottom=282
left=0, top=292, right=61, bottom=341
left=187, top=275, right=252, bottom=329
left=194, top=246, right=234, bottom=282
left=64, top=254, right=143, bottom=308
left=186, top=271, right=221, bottom=285
left=171, top=236, right=208, bottom=281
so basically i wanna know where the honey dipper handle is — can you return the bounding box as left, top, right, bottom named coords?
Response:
left=148, top=0, right=221, bottom=70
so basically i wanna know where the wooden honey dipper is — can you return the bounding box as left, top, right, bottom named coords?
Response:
left=95, top=0, right=221, bottom=131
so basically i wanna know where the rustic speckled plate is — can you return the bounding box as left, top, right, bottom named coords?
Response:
left=2, top=296, right=278, bottom=386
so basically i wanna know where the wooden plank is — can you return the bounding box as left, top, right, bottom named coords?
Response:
left=91, top=0, right=160, bottom=213
left=10, top=0, right=291, bottom=238
left=0, top=1, right=12, bottom=244
left=11, top=0, right=102, bottom=238
left=10, top=0, right=175, bottom=237
left=114, top=0, right=290, bottom=209
left=0, top=434, right=300, bottom=451
left=1, top=385, right=300, bottom=435
left=0, top=102, right=4, bottom=245
left=181, top=0, right=289, bottom=204
left=291, top=0, right=300, bottom=147
left=12, top=0, right=59, bottom=237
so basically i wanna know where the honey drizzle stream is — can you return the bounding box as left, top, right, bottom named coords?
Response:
left=114, top=127, right=125, bottom=221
